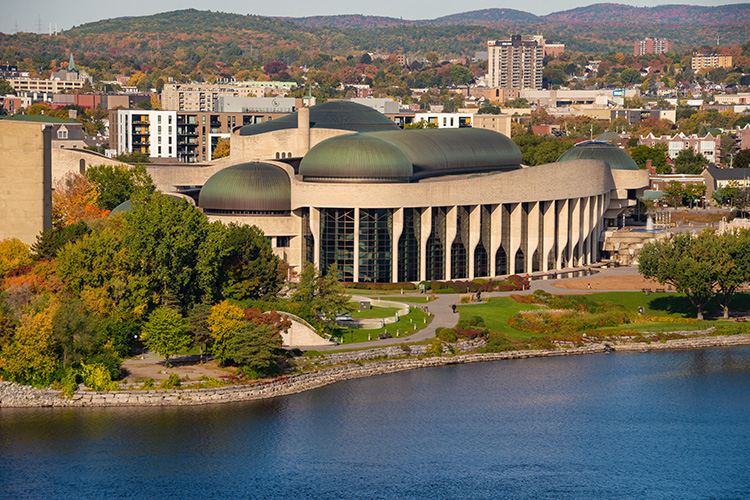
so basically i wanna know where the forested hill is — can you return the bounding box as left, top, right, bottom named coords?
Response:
left=286, top=4, right=750, bottom=28
left=1, top=6, right=748, bottom=72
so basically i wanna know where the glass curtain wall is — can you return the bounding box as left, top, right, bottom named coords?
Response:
left=359, top=209, right=392, bottom=283
left=426, top=207, right=446, bottom=281
left=398, top=208, right=421, bottom=282
left=450, top=206, right=469, bottom=280
left=320, top=208, right=355, bottom=281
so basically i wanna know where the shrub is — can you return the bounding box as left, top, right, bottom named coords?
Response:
left=159, top=373, right=181, bottom=389
left=80, top=362, right=118, bottom=391
left=481, top=334, right=517, bottom=353
left=436, top=328, right=458, bottom=342
left=139, top=378, right=155, bottom=390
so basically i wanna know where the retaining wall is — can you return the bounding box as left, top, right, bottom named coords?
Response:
left=2, top=334, right=749, bottom=408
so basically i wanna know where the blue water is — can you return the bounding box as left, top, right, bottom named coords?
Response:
left=1, top=347, right=749, bottom=499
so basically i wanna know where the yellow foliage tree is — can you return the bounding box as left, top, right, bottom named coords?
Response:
left=0, top=300, right=60, bottom=386
left=212, top=138, right=230, bottom=159
left=0, top=238, right=33, bottom=278
left=207, top=300, right=245, bottom=366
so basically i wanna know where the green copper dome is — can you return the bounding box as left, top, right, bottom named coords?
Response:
left=199, top=162, right=291, bottom=214
left=368, top=128, right=522, bottom=179
left=238, top=100, right=400, bottom=136
left=299, top=134, right=413, bottom=182
left=556, top=141, right=640, bottom=171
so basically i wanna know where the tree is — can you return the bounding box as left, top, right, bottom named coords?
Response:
left=141, top=307, right=190, bottom=366
left=230, top=322, right=282, bottom=377
left=507, top=98, right=530, bottom=108
left=639, top=232, right=717, bottom=320
left=663, top=181, right=684, bottom=207
left=713, top=230, right=750, bottom=319
left=31, top=222, right=91, bottom=260
left=449, top=65, right=474, bottom=86
left=212, top=138, right=230, bottom=159
left=620, top=68, right=642, bottom=84
left=85, top=164, right=155, bottom=210
left=292, top=263, right=353, bottom=327
left=124, top=194, right=226, bottom=313
left=734, top=148, right=750, bottom=169
left=114, top=151, right=151, bottom=164
left=53, top=297, right=99, bottom=369
left=674, top=148, right=708, bottom=175
left=0, top=78, right=16, bottom=96
left=52, top=172, right=109, bottom=228
left=187, top=302, right=212, bottom=361
left=629, top=144, right=668, bottom=173
left=207, top=300, right=246, bottom=366
left=0, top=300, right=60, bottom=386
left=222, top=224, right=284, bottom=300
left=0, top=238, right=33, bottom=278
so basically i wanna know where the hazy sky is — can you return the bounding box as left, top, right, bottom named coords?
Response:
left=1, top=0, right=739, bottom=35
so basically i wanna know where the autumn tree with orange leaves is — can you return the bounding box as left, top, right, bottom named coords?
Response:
left=52, top=172, right=109, bottom=228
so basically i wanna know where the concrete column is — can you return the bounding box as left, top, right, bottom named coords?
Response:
left=489, top=205, right=501, bottom=277
left=468, top=205, right=481, bottom=279
left=526, top=202, right=540, bottom=274
left=445, top=206, right=457, bottom=280
left=557, top=199, right=569, bottom=270
left=569, top=198, right=581, bottom=267
left=508, top=203, right=522, bottom=275
left=297, top=106, right=310, bottom=155
left=542, top=201, right=555, bottom=272
left=353, top=207, right=360, bottom=282
left=309, top=207, right=322, bottom=270
left=419, top=207, right=432, bottom=282
left=392, top=208, right=404, bottom=283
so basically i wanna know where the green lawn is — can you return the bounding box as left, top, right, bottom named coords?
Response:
left=333, top=307, right=432, bottom=344
left=457, top=292, right=750, bottom=340
left=457, top=298, right=544, bottom=341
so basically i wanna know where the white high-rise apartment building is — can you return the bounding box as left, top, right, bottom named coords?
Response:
left=487, top=35, right=544, bottom=90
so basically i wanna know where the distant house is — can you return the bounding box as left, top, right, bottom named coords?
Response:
left=702, top=165, right=750, bottom=198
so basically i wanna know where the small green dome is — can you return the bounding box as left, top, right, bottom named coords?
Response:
left=199, top=162, right=291, bottom=214
left=556, top=141, right=640, bottom=171
left=299, top=133, right=413, bottom=182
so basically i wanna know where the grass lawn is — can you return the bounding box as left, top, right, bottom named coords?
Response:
left=333, top=307, right=432, bottom=344
left=457, top=297, right=545, bottom=341
left=457, top=292, right=750, bottom=340
left=351, top=306, right=401, bottom=319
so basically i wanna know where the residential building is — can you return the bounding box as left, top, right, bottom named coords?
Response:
left=109, top=110, right=177, bottom=159
left=737, top=124, right=750, bottom=151
left=0, top=64, right=30, bottom=79
left=471, top=113, right=511, bottom=137
left=634, top=38, right=669, bottom=57
left=469, top=87, right=521, bottom=104
left=691, top=53, right=733, bottom=71
left=703, top=165, right=750, bottom=198
left=639, top=132, right=721, bottom=165
left=161, top=81, right=298, bottom=111
left=487, top=35, right=543, bottom=90
left=413, top=113, right=473, bottom=128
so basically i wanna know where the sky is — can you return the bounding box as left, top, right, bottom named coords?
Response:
left=0, top=0, right=739, bottom=35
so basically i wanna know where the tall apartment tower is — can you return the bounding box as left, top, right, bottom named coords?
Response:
left=634, top=38, right=669, bottom=57
left=487, top=35, right=544, bottom=90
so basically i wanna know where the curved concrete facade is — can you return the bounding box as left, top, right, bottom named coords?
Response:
left=180, top=102, right=649, bottom=283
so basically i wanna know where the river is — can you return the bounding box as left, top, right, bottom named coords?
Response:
left=1, top=347, right=749, bottom=499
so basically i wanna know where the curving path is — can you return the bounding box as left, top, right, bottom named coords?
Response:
left=293, top=265, right=646, bottom=352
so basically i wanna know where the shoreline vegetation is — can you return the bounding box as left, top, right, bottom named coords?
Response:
left=2, top=333, right=749, bottom=408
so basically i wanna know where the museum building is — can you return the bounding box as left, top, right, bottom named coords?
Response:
left=191, top=101, right=648, bottom=283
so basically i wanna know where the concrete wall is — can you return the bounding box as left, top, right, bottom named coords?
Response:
left=0, top=121, right=52, bottom=245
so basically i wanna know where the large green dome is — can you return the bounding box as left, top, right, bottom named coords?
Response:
left=556, top=141, right=640, bottom=171
left=238, top=100, right=400, bottom=136
left=199, top=162, right=291, bottom=214
left=299, top=134, right=413, bottom=182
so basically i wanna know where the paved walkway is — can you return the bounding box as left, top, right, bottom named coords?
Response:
left=293, top=265, right=645, bottom=351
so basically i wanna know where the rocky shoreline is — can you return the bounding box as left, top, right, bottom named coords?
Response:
left=2, top=334, right=750, bottom=408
